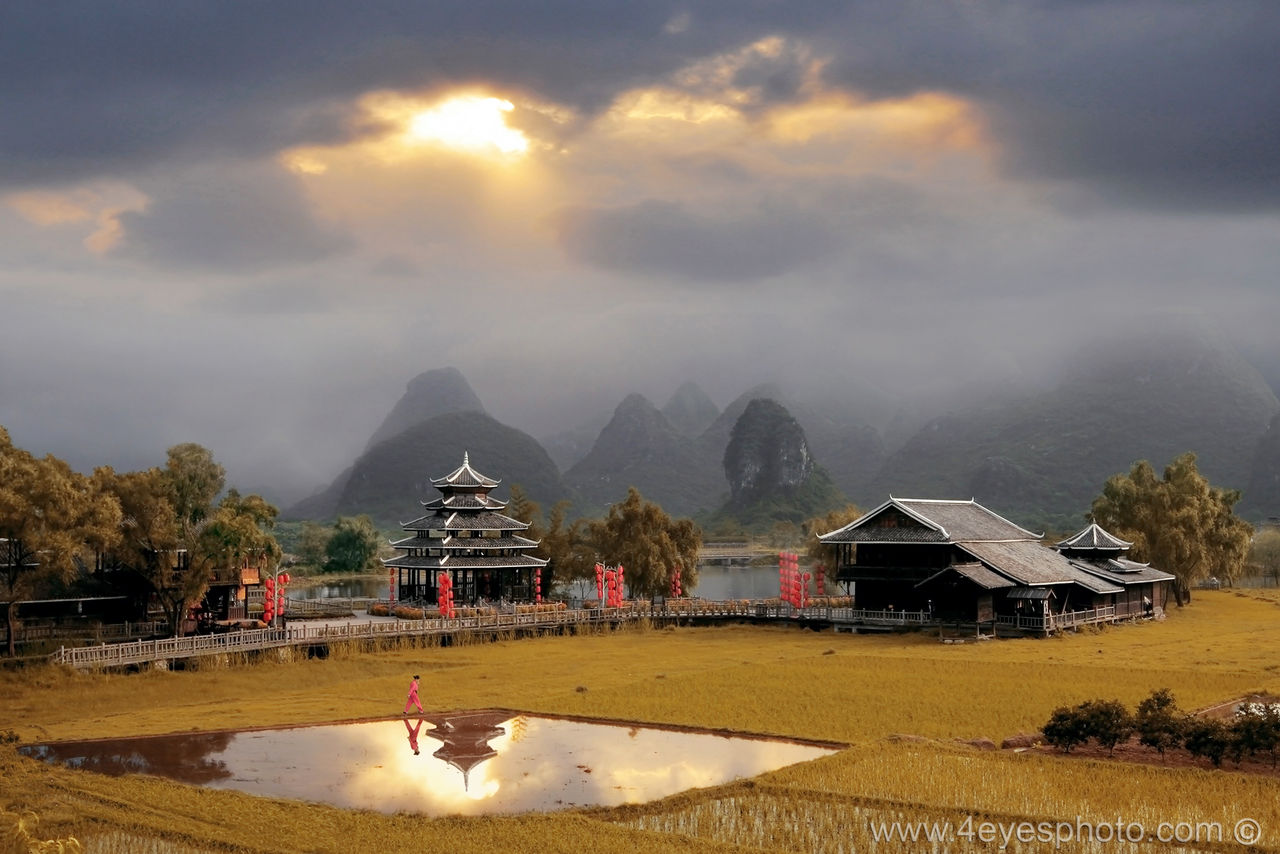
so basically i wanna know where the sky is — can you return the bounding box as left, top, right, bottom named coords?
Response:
left=2, top=1, right=1278, bottom=503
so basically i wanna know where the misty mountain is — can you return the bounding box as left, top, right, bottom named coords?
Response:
left=364, top=367, right=485, bottom=451
left=332, top=411, right=570, bottom=528
left=287, top=367, right=565, bottom=525
left=700, top=383, right=885, bottom=503
left=540, top=416, right=609, bottom=472
left=870, top=330, right=1280, bottom=530
left=661, top=381, right=720, bottom=436
left=711, top=398, right=847, bottom=527
left=1245, top=415, right=1280, bottom=519
left=564, top=393, right=725, bottom=517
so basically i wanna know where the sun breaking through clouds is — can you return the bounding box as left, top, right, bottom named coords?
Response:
left=408, top=95, right=530, bottom=156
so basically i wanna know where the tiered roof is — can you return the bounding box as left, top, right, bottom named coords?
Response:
left=384, top=452, right=547, bottom=573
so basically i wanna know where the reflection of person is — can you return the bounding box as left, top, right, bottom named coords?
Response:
left=404, top=717, right=424, bottom=755
left=404, top=674, right=424, bottom=715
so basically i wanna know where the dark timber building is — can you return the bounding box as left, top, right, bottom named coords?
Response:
left=385, top=453, right=548, bottom=605
left=819, top=498, right=1172, bottom=632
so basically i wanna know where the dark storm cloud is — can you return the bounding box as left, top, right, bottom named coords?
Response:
left=3, top=2, right=1278, bottom=209
left=114, top=164, right=350, bottom=271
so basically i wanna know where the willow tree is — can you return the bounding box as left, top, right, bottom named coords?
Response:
left=1090, top=452, right=1252, bottom=605
left=0, top=427, right=121, bottom=655
left=589, top=487, right=701, bottom=598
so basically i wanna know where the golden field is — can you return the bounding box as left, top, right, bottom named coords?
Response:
left=3, top=588, right=1279, bottom=853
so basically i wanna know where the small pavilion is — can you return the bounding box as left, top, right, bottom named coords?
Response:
left=384, top=453, right=548, bottom=604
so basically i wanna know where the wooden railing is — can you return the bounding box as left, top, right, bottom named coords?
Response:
left=996, top=605, right=1117, bottom=632
left=48, top=600, right=1126, bottom=669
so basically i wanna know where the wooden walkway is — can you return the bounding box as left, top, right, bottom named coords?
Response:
left=47, top=601, right=1133, bottom=670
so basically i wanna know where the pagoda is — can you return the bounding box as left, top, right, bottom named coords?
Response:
left=385, top=452, right=548, bottom=604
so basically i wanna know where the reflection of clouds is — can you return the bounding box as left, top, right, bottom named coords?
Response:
left=30, top=717, right=834, bottom=817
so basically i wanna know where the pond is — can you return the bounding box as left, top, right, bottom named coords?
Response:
left=293, top=565, right=793, bottom=602
left=21, top=711, right=838, bottom=816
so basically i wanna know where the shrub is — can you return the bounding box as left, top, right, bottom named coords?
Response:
left=1042, top=705, right=1091, bottom=753
left=1081, top=699, right=1134, bottom=754
left=1184, top=718, right=1231, bottom=767
left=1042, top=699, right=1133, bottom=754
left=1136, top=688, right=1186, bottom=757
left=1232, top=703, right=1280, bottom=766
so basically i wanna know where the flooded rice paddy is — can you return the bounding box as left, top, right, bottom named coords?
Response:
left=21, top=711, right=838, bottom=816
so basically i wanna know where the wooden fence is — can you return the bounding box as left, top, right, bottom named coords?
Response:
left=48, top=600, right=1123, bottom=670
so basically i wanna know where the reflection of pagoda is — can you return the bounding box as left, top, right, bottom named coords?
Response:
left=385, top=453, right=548, bottom=604
left=419, top=711, right=511, bottom=790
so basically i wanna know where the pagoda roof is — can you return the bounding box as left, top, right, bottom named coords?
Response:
left=819, top=497, right=1041, bottom=544
left=390, top=533, right=539, bottom=549
left=430, top=452, right=500, bottom=489
left=401, top=511, right=531, bottom=532
left=384, top=553, right=549, bottom=570
left=420, top=493, right=508, bottom=511
left=1055, top=523, right=1132, bottom=551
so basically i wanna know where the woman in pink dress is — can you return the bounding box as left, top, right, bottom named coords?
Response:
left=404, top=674, right=424, bottom=714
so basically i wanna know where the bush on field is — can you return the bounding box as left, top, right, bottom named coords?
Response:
left=1042, top=699, right=1132, bottom=754
left=1043, top=689, right=1280, bottom=768
left=1135, top=688, right=1186, bottom=757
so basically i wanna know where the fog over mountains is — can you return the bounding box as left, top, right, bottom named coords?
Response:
left=285, top=324, right=1280, bottom=530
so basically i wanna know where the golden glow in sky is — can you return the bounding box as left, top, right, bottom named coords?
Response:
left=408, top=96, right=530, bottom=155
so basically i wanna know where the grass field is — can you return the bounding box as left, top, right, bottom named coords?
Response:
left=3, top=588, right=1279, bottom=852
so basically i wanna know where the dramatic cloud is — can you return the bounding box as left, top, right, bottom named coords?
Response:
left=113, top=163, right=350, bottom=272
left=1, top=1, right=1278, bottom=504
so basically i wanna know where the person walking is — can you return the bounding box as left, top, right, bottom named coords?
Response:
left=404, top=674, right=424, bottom=715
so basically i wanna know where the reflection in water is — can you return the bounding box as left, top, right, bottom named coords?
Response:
left=22, top=713, right=836, bottom=816
left=21, top=731, right=235, bottom=784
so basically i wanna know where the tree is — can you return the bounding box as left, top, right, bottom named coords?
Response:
left=0, top=428, right=121, bottom=655
left=803, top=504, right=863, bottom=586
left=588, top=487, right=701, bottom=599
left=1090, top=452, right=1253, bottom=605
left=538, top=501, right=596, bottom=597
left=101, top=446, right=279, bottom=637
left=296, top=522, right=332, bottom=568
left=1249, top=528, right=1280, bottom=586
left=1135, top=688, right=1186, bottom=758
left=1184, top=718, right=1231, bottom=767
left=1042, top=705, right=1091, bottom=753
left=324, top=515, right=381, bottom=574
left=1081, top=699, right=1134, bottom=755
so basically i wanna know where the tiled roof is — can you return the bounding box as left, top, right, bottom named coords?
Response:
left=917, top=563, right=1014, bottom=590
left=430, top=451, right=500, bottom=489
left=1056, top=523, right=1132, bottom=551
left=420, top=494, right=508, bottom=511
left=819, top=497, right=1039, bottom=544
left=384, top=554, right=548, bottom=570
left=1069, top=558, right=1175, bottom=585
left=896, top=499, right=1041, bottom=541
left=958, top=540, right=1120, bottom=592
left=389, top=534, right=538, bottom=549
left=401, top=511, right=530, bottom=531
